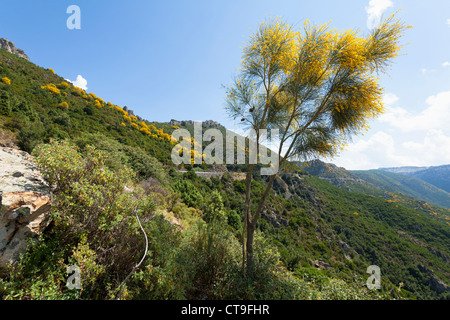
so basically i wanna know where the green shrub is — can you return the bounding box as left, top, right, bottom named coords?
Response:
left=172, top=179, right=204, bottom=209
left=202, top=190, right=227, bottom=225
left=227, top=210, right=242, bottom=231
left=9, top=139, right=158, bottom=299
left=174, top=221, right=241, bottom=299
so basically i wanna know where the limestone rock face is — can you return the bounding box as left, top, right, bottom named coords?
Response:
left=0, top=147, right=51, bottom=272
left=0, top=38, right=29, bottom=61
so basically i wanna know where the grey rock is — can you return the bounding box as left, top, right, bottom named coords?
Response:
left=0, top=147, right=51, bottom=273
left=12, top=171, right=24, bottom=178
left=429, top=276, right=450, bottom=294
left=0, top=38, right=30, bottom=61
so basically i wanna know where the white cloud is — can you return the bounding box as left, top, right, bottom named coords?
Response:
left=421, top=68, right=437, bottom=75
left=335, top=131, right=412, bottom=170
left=66, top=75, right=88, bottom=90
left=402, top=130, right=450, bottom=165
left=443, top=61, right=450, bottom=68
left=335, top=128, right=450, bottom=170
left=365, top=0, right=394, bottom=29
left=382, top=92, right=399, bottom=106
left=379, top=90, right=450, bottom=132
left=447, top=18, right=450, bottom=26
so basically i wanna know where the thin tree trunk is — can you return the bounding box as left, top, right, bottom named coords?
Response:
left=243, top=164, right=254, bottom=273
left=251, top=174, right=277, bottom=226
left=246, top=220, right=255, bottom=276
left=246, top=173, right=277, bottom=276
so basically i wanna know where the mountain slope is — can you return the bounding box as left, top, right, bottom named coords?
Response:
left=351, top=169, right=450, bottom=210
left=266, top=172, right=450, bottom=299
left=300, top=159, right=450, bottom=210
left=0, top=48, right=177, bottom=165
left=381, top=165, right=450, bottom=194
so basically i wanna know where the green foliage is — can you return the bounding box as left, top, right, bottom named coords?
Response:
left=174, top=221, right=241, bottom=299
left=202, top=190, right=227, bottom=225
left=124, top=215, right=184, bottom=300
left=227, top=209, right=242, bottom=230
left=0, top=139, right=160, bottom=299
left=172, top=179, right=204, bottom=209
left=72, top=133, right=167, bottom=183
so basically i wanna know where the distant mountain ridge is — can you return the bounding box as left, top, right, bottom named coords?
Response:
left=301, top=159, right=450, bottom=210
left=351, top=169, right=450, bottom=210
left=380, top=164, right=450, bottom=194
left=379, top=166, right=429, bottom=174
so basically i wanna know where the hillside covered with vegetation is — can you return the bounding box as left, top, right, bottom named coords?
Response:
left=0, top=47, right=449, bottom=300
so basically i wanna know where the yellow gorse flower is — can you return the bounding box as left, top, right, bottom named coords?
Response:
left=2, top=77, right=11, bottom=85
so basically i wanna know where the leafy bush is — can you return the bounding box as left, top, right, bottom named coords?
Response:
left=227, top=209, right=242, bottom=230
left=174, top=221, right=241, bottom=299
left=0, top=139, right=158, bottom=299
left=172, top=179, right=204, bottom=209
left=72, top=133, right=167, bottom=182
left=202, top=190, right=227, bottom=225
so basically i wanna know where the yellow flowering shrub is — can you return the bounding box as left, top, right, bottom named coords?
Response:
left=160, top=133, right=171, bottom=141
left=131, top=122, right=139, bottom=130
left=49, top=68, right=55, bottom=74
left=1, top=77, right=11, bottom=85
left=94, top=99, right=103, bottom=108
left=41, top=83, right=60, bottom=95
left=58, top=81, right=71, bottom=90
left=95, top=96, right=105, bottom=104
left=71, top=86, right=85, bottom=96
left=58, top=101, right=69, bottom=109
left=120, top=122, right=126, bottom=127
left=140, top=127, right=151, bottom=135
left=114, top=105, right=128, bottom=116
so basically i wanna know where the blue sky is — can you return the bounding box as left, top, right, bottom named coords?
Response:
left=1, top=0, right=450, bottom=169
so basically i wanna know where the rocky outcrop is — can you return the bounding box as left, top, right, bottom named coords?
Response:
left=261, top=208, right=289, bottom=228
left=0, top=147, right=51, bottom=273
left=0, top=38, right=29, bottom=61
left=313, top=259, right=331, bottom=271
left=418, top=264, right=450, bottom=294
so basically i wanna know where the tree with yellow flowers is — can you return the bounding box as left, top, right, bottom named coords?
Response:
left=225, top=14, right=411, bottom=276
